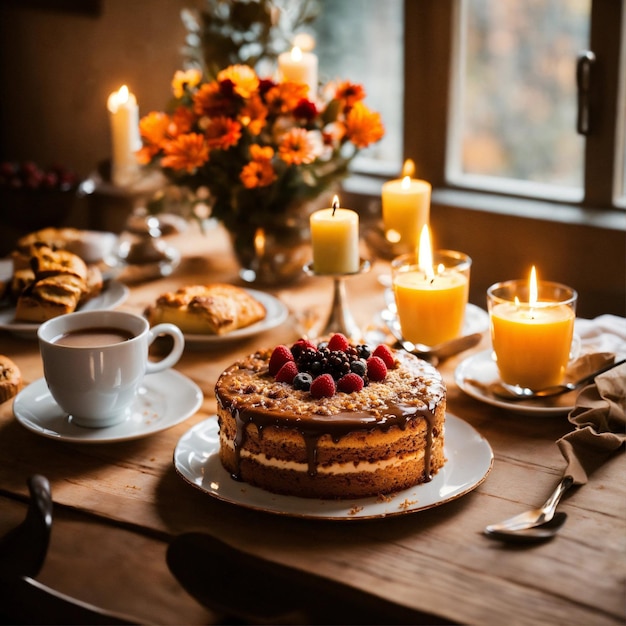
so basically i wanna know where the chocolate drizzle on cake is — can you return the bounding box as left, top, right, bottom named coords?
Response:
left=219, top=395, right=438, bottom=481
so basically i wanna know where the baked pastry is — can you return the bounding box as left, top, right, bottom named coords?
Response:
left=15, top=227, right=82, bottom=254
left=145, top=284, right=266, bottom=335
left=215, top=334, right=446, bottom=499
left=0, top=355, right=22, bottom=403
left=15, top=274, right=86, bottom=323
left=29, top=245, right=88, bottom=282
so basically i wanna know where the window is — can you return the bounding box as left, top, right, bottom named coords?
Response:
left=313, top=0, right=403, bottom=174
left=314, top=0, right=625, bottom=212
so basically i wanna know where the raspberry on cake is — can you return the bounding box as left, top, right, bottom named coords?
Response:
left=215, top=334, right=447, bottom=499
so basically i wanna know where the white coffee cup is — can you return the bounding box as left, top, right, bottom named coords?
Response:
left=38, top=310, right=184, bottom=428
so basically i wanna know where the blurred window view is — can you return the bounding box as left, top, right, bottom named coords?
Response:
left=312, top=0, right=624, bottom=210
left=449, top=0, right=590, bottom=200
left=312, top=0, right=403, bottom=173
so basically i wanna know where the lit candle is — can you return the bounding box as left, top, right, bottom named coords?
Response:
left=310, top=196, right=360, bottom=274
left=278, top=46, right=319, bottom=97
left=107, top=85, right=142, bottom=187
left=392, top=225, right=470, bottom=346
left=381, top=159, right=431, bottom=248
left=487, top=267, right=577, bottom=389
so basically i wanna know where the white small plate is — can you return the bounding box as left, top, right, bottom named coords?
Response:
left=0, top=281, right=129, bottom=340
left=173, top=413, right=493, bottom=520
left=455, top=350, right=576, bottom=416
left=13, top=369, right=203, bottom=443
left=182, top=289, right=289, bottom=348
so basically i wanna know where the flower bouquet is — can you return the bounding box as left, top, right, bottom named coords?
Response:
left=138, top=63, right=384, bottom=283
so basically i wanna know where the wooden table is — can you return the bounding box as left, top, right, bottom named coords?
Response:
left=0, top=226, right=624, bottom=625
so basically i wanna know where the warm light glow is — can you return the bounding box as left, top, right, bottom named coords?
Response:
left=118, top=85, right=129, bottom=103
left=107, top=84, right=132, bottom=113
left=401, top=175, right=411, bottom=190
left=254, top=227, right=266, bottom=258
left=291, top=46, right=303, bottom=62
left=418, top=224, right=435, bottom=281
left=401, top=158, right=415, bottom=178
left=385, top=229, right=401, bottom=243
left=332, top=195, right=340, bottom=214
left=529, top=266, right=538, bottom=305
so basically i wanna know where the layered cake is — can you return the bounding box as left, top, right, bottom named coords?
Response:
left=215, top=334, right=446, bottom=499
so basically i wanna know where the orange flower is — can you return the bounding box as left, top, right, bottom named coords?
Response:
left=204, top=117, right=242, bottom=150
left=161, top=133, right=209, bottom=173
left=171, top=68, right=202, bottom=99
left=194, top=82, right=234, bottom=118
left=278, top=128, right=318, bottom=165
left=240, top=159, right=277, bottom=188
left=265, top=82, right=310, bottom=115
left=249, top=144, right=274, bottom=161
left=218, top=64, right=259, bottom=99
left=344, top=102, right=385, bottom=148
left=335, top=81, right=366, bottom=108
left=171, top=106, right=195, bottom=135
left=139, top=111, right=170, bottom=147
left=239, top=94, right=268, bottom=136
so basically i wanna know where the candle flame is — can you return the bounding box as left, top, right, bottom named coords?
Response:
left=401, top=176, right=411, bottom=190
left=401, top=159, right=415, bottom=178
left=118, top=84, right=130, bottom=103
left=529, top=266, right=538, bottom=305
left=418, top=224, right=435, bottom=281
left=332, top=195, right=340, bottom=216
left=291, top=46, right=303, bottom=61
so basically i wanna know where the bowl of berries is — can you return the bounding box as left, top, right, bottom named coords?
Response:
left=0, top=161, right=80, bottom=230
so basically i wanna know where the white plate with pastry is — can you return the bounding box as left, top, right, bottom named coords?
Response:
left=0, top=280, right=129, bottom=340
left=144, top=284, right=289, bottom=347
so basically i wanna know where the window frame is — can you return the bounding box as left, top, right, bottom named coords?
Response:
left=392, top=0, right=625, bottom=224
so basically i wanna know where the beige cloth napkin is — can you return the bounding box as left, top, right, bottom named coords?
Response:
left=557, top=360, right=626, bottom=485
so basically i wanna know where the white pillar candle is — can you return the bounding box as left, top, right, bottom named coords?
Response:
left=310, top=196, right=360, bottom=274
left=107, top=85, right=142, bottom=187
left=278, top=46, right=318, bottom=97
left=382, top=171, right=431, bottom=249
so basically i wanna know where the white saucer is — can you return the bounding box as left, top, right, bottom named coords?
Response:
left=173, top=414, right=493, bottom=520
left=0, top=280, right=129, bottom=340
left=13, top=369, right=203, bottom=443
left=182, top=289, right=289, bottom=348
left=454, top=350, right=576, bottom=416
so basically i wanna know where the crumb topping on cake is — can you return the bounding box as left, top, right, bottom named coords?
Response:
left=216, top=334, right=444, bottom=419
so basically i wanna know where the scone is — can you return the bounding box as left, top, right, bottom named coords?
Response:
left=145, top=284, right=266, bottom=335
left=0, top=355, right=22, bottom=403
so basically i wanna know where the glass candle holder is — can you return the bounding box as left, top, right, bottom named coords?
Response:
left=487, top=280, right=577, bottom=390
left=391, top=250, right=471, bottom=346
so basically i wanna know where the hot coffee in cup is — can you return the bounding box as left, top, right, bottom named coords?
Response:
left=38, top=310, right=184, bottom=427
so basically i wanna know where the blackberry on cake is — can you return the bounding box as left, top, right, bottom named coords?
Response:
left=215, top=333, right=447, bottom=499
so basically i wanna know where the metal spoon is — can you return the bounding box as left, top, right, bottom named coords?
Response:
left=485, top=475, right=573, bottom=535
left=484, top=512, right=568, bottom=543
left=381, top=309, right=482, bottom=363
left=490, top=358, right=626, bottom=401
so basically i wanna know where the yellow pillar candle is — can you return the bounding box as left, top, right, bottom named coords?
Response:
left=392, top=226, right=470, bottom=346
left=487, top=268, right=577, bottom=389
left=107, top=85, right=142, bottom=187
left=278, top=46, right=318, bottom=96
left=310, top=196, right=360, bottom=274
left=381, top=160, right=431, bottom=248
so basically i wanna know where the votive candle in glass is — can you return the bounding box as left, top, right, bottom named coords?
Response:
left=487, top=268, right=577, bottom=390
left=392, top=239, right=471, bottom=346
